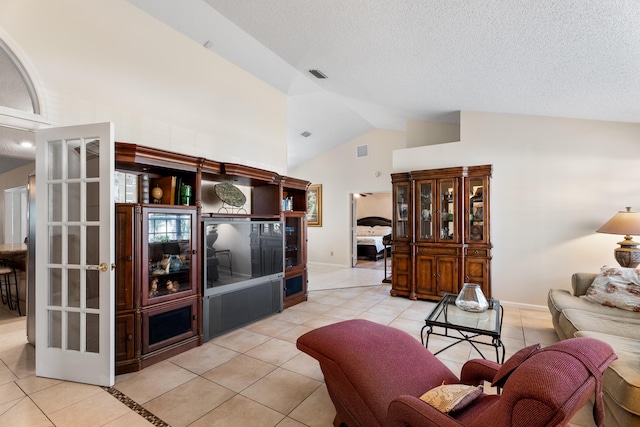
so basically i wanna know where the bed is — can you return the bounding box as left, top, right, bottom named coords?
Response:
left=356, top=216, right=392, bottom=261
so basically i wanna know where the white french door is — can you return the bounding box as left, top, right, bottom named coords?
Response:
left=351, top=195, right=358, bottom=267
left=35, top=122, right=115, bottom=386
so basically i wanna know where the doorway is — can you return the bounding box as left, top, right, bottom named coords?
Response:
left=352, top=192, right=392, bottom=280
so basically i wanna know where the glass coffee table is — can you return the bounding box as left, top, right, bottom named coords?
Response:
left=421, top=293, right=505, bottom=363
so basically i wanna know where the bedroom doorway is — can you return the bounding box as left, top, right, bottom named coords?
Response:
left=352, top=192, right=392, bottom=282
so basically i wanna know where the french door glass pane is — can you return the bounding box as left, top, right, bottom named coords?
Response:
left=68, top=269, right=81, bottom=308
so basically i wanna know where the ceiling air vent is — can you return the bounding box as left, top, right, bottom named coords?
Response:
left=301, top=131, right=311, bottom=137
left=356, top=144, right=369, bottom=158
left=309, top=69, right=327, bottom=79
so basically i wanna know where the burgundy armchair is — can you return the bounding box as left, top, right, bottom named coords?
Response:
left=296, top=319, right=616, bottom=427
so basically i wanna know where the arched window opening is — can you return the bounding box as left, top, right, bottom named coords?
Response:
left=0, top=38, right=40, bottom=115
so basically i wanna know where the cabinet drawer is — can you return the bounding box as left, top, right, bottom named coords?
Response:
left=417, top=246, right=459, bottom=256
left=465, top=248, right=489, bottom=257
left=392, top=244, right=411, bottom=254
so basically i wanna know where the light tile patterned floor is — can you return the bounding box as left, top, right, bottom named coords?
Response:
left=0, top=261, right=596, bottom=426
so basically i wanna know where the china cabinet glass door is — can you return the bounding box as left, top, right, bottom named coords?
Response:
left=144, top=208, right=196, bottom=305
left=394, top=182, right=410, bottom=240
left=438, top=180, right=456, bottom=241
left=285, top=216, right=302, bottom=269
left=467, top=177, right=486, bottom=242
left=417, top=181, right=433, bottom=241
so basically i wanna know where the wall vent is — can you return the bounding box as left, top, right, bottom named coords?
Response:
left=356, top=144, right=369, bottom=158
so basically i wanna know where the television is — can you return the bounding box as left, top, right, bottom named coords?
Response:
left=201, top=218, right=284, bottom=340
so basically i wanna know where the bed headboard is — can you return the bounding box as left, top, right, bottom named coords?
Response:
left=357, top=216, right=392, bottom=227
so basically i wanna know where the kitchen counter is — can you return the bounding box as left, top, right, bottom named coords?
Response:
left=0, top=243, right=27, bottom=255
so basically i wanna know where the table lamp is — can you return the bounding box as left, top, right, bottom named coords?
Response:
left=596, top=207, right=640, bottom=268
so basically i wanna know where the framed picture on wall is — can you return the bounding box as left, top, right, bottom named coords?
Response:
left=307, top=184, right=322, bottom=227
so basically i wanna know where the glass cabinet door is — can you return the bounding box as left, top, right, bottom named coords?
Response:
left=438, top=180, right=456, bottom=241
left=285, top=216, right=302, bottom=269
left=394, top=182, right=410, bottom=240
left=417, top=181, right=433, bottom=241
left=144, top=209, right=195, bottom=304
left=467, top=177, right=486, bottom=242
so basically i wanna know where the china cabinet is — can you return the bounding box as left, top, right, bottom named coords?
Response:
left=390, top=165, right=492, bottom=301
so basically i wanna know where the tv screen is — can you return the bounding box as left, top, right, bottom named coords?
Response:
left=202, top=219, right=284, bottom=293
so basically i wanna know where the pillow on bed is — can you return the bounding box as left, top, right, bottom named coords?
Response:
left=357, top=226, right=374, bottom=236
left=582, top=265, right=640, bottom=312
left=372, top=225, right=392, bottom=236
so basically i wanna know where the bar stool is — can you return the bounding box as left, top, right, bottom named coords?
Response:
left=0, top=259, right=21, bottom=315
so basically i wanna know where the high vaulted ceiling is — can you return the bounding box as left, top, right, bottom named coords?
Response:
left=6, top=1, right=640, bottom=173
left=128, top=0, right=640, bottom=169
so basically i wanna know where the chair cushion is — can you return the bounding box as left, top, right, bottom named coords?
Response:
left=548, top=288, right=640, bottom=340
left=559, top=309, right=640, bottom=341
left=582, top=266, right=640, bottom=311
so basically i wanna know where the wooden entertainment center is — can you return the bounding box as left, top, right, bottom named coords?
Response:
left=114, top=142, right=309, bottom=374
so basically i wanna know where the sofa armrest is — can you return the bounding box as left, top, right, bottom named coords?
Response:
left=387, top=395, right=465, bottom=427
left=571, top=272, right=597, bottom=296
left=460, top=359, right=501, bottom=385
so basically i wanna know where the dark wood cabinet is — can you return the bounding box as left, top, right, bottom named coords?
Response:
left=390, top=165, right=492, bottom=301
left=114, top=142, right=309, bottom=372
left=115, top=204, right=200, bottom=374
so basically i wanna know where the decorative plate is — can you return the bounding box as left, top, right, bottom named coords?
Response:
left=215, top=182, right=247, bottom=207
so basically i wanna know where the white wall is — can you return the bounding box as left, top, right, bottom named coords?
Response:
left=406, top=119, right=460, bottom=148
left=357, top=192, right=392, bottom=220
left=0, top=0, right=287, bottom=174
left=394, top=111, right=640, bottom=306
left=290, top=128, right=406, bottom=266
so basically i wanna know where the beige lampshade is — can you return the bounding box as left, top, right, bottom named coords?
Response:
left=596, top=207, right=640, bottom=242
left=597, top=207, right=640, bottom=268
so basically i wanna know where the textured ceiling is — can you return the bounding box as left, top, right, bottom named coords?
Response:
left=10, top=1, right=639, bottom=172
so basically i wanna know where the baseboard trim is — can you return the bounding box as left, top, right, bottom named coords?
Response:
left=499, top=300, right=547, bottom=311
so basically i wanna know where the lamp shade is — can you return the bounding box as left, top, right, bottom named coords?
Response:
left=597, top=207, right=640, bottom=268
left=596, top=207, right=640, bottom=238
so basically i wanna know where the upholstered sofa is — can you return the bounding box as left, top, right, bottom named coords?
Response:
left=548, top=270, right=640, bottom=427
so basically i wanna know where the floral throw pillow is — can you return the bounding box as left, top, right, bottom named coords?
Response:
left=419, top=383, right=483, bottom=413
left=582, top=265, right=640, bottom=312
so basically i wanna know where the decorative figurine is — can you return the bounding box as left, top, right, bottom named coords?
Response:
left=149, top=278, right=159, bottom=297
left=151, top=185, right=163, bottom=204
